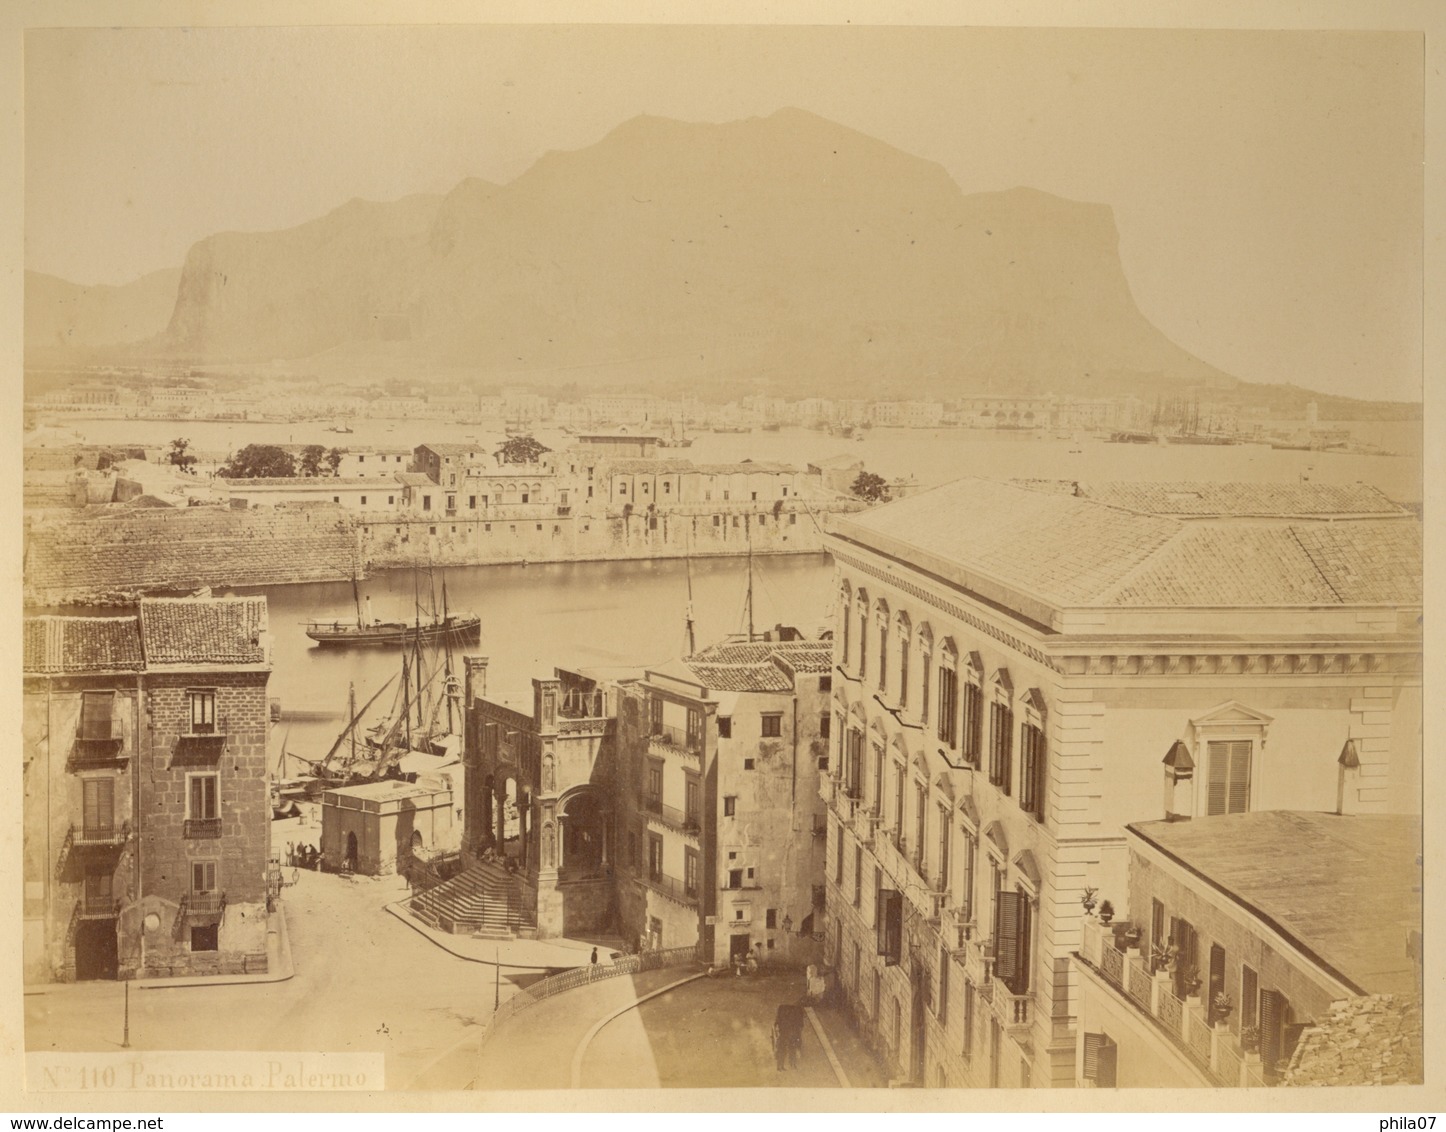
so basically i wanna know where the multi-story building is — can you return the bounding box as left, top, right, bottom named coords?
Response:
left=818, top=478, right=1420, bottom=1088
left=333, top=447, right=414, bottom=479
left=1072, top=811, right=1421, bottom=1088
left=615, top=631, right=832, bottom=965
left=461, top=659, right=616, bottom=939
left=23, top=596, right=273, bottom=983
left=412, top=443, right=486, bottom=490
left=598, top=460, right=811, bottom=510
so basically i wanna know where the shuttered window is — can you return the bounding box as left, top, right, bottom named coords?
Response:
left=993, top=889, right=1031, bottom=994
left=937, top=946, right=950, bottom=1023
left=877, top=889, right=903, bottom=966
left=878, top=625, right=889, bottom=692
left=962, top=980, right=975, bottom=1061
left=962, top=681, right=983, bottom=766
left=858, top=612, right=868, bottom=681
left=1169, top=916, right=1199, bottom=998
left=1208, top=943, right=1228, bottom=1023
left=854, top=845, right=863, bottom=906
left=1150, top=899, right=1166, bottom=972
left=189, top=774, right=218, bottom=820
left=841, top=601, right=850, bottom=665
left=989, top=702, right=1014, bottom=794
left=1240, top=964, right=1259, bottom=1029
left=1259, top=988, right=1288, bottom=1072
left=1019, top=722, right=1045, bottom=820
left=920, top=654, right=930, bottom=725
left=191, top=860, right=217, bottom=894
left=1206, top=739, right=1252, bottom=815
left=82, top=778, right=115, bottom=835
left=79, top=692, right=116, bottom=741
left=898, top=635, right=909, bottom=707
left=1082, top=1033, right=1118, bottom=1087
left=937, top=666, right=958, bottom=747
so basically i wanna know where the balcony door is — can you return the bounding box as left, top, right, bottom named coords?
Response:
left=82, top=777, right=115, bottom=837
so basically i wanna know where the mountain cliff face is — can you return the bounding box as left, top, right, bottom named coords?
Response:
left=30, top=109, right=1238, bottom=396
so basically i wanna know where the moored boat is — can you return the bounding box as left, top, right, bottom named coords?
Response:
left=305, top=612, right=481, bottom=647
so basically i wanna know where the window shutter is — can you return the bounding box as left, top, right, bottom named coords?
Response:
left=878, top=889, right=902, bottom=966
left=1206, top=742, right=1228, bottom=815
left=1150, top=900, right=1165, bottom=970
left=993, top=890, right=1021, bottom=984
left=79, top=692, right=115, bottom=740
left=1208, top=943, right=1227, bottom=1022
left=1259, top=988, right=1286, bottom=1070
left=1097, top=1038, right=1118, bottom=1088
left=1227, top=741, right=1251, bottom=814
left=1241, top=965, right=1259, bottom=1029
left=83, top=778, right=114, bottom=832
left=1084, top=1033, right=1116, bottom=1085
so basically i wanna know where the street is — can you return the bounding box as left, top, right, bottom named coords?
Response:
left=26, top=865, right=496, bottom=1090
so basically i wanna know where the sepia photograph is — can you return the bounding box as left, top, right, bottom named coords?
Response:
left=6, top=1, right=1436, bottom=1118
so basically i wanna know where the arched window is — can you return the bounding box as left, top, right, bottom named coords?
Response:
left=875, top=599, right=890, bottom=694
left=895, top=611, right=912, bottom=709
left=916, top=622, right=933, bottom=725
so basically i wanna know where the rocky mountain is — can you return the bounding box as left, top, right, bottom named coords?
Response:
left=28, top=108, right=1242, bottom=399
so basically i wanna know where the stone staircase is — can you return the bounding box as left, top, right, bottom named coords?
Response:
left=409, top=860, right=535, bottom=939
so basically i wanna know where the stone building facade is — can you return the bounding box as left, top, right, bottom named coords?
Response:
left=817, top=478, right=1420, bottom=1088
left=613, top=633, right=832, bottom=966
left=1072, top=811, right=1421, bottom=1088
left=23, top=596, right=273, bottom=982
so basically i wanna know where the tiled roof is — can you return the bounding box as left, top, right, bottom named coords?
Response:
left=23, top=615, right=144, bottom=674
left=1105, top=521, right=1422, bottom=606
left=1128, top=812, right=1421, bottom=997
left=417, top=443, right=482, bottom=457
left=603, top=459, right=796, bottom=476
left=394, top=472, right=435, bottom=487
left=139, top=597, right=268, bottom=666
left=837, top=478, right=1422, bottom=610
left=1068, top=480, right=1408, bottom=518
left=836, top=478, right=1181, bottom=606
left=683, top=639, right=833, bottom=691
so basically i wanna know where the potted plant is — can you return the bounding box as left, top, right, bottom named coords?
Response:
left=1239, top=1024, right=1260, bottom=1054
left=1150, top=941, right=1177, bottom=975
left=1098, top=899, right=1114, bottom=925
left=1212, top=992, right=1234, bottom=1025
left=1175, top=963, right=1202, bottom=998
left=1122, top=925, right=1143, bottom=949
left=1080, top=886, right=1098, bottom=916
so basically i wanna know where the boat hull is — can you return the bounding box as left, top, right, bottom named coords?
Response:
left=305, top=615, right=482, bottom=647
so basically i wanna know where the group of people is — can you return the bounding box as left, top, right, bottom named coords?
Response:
left=286, top=842, right=321, bottom=870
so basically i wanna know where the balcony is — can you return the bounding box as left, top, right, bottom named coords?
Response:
left=78, top=894, right=120, bottom=918
left=994, top=989, right=1034, bottom=1038
left=1076, top=916, right=1262, bottom=1087
left=173, top=717, right=228, bottom=762
left=644, top=800, right=703, bottom=839
left=71, top=821, right=131, bottom=849
left=638, top=870, right=699, bottom=906
left=70, top=728, right=126, bottom=767
left=183, top=817, right=223, bottom=839
left=649, top=724, right=702, bottom=761
left=186, top=891, right=227, bottom=917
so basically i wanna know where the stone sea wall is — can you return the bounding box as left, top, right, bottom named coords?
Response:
left=25, top=499, right=866, bottom=604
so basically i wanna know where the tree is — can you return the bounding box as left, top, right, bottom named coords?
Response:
left=495, top=435, right=551, bottom=465
left=299, top=444, right=327, bottom=477
left=219, top=444, right=297, bottom=479
left=850, top=470, right=892, bottom=504
left=168, top=437, right=197, bottom=474
left=324, top=447, right=344, bottom=477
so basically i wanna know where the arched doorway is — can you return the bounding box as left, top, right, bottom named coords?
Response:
left=559, top=788, right=608, bottom=879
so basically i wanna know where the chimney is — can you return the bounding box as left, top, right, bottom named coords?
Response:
left=464, top=655, right=489, bottom=704
left=1162, top=740, right=1194, bottom=821
left=1336, top=739, right=1360, bottom=815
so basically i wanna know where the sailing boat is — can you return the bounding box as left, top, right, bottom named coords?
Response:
left=305, top=568, right=480, bottom=646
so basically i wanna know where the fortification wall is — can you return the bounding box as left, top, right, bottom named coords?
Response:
left=358, top=501, right=865, bottom=569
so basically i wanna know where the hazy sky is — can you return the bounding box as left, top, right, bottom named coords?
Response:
left=24, top=24, right=1422, bottom=401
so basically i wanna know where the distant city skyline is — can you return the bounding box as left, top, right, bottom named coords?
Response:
left=24, top=24, right=1422, bottom=402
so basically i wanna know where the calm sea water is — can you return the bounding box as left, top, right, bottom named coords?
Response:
left=236, top=554, right=834, bottom=763
left=53, top=416, right=1423, bottom=503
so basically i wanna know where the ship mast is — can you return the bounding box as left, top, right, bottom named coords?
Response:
left=684, top=541, right=696, bottom=657
left=745, top=526, right=755, bottom=643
